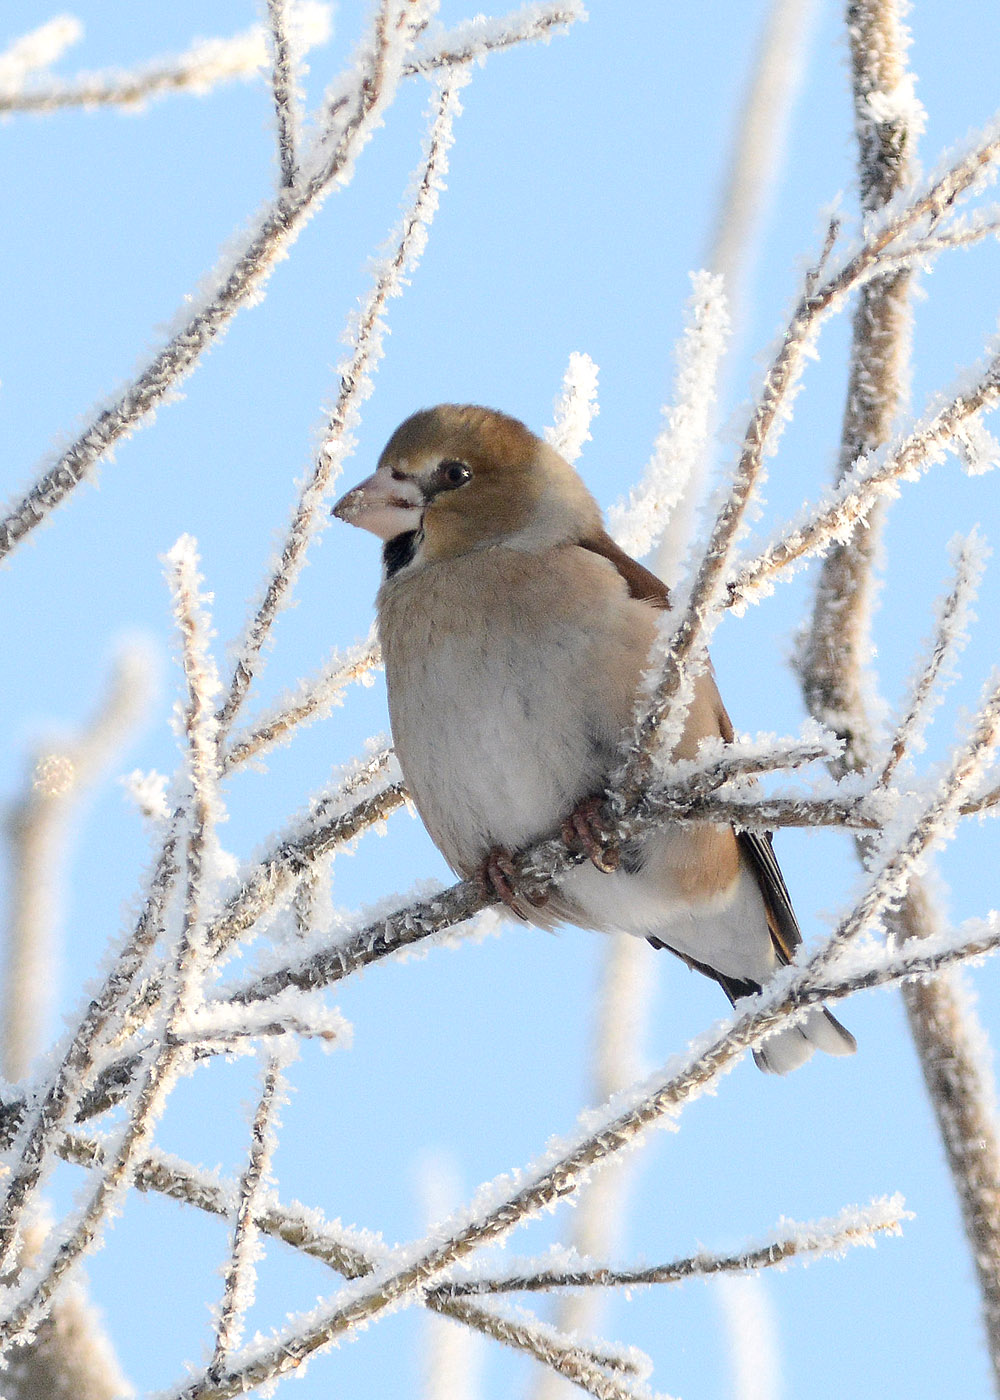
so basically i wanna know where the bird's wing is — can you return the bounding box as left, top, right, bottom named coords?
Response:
left=577, top=530, right=804, bottom=968
left=578, top=530, right=671, bottom=609
left=735, top=828, right=802, bottom=964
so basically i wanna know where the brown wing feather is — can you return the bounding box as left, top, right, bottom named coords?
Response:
left=736, top=828, right=801, bottom=964
left=580, top=530, right=803, bottom=970
left=578, top=530, right=671, bottom=609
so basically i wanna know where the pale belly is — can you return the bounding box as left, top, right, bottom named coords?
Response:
left=377, top=546, right=641, bottom=874
left=385, top=626, right=612, bottom=873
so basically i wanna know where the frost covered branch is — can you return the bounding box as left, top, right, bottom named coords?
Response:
left=221, top=635, right=381, bottom=770
left=440, top=1195, right=907, bottom=1295
left=544, top=351, right=600, bottom=465
left=225, top=737, right=844, bottom=1007
left=0, top=17, right=82, bottom=90
left=877, top=531, right=986, bottom=790
left=56, top=1134, right=649, bottom=1398
left=0, top=0, right=405, bottom=559
left=614, top=115, right=1000, bottom=804
left=228, top=685, right=1000, bottom=1016
left=209, top=1053, right=285, bottom=1374
left=0, top=1, right=580, bottom=563
left=158, top=777, right=990, bottom=1400
left=0, top=771, right=406, bottom=1149
left=734, top=350, right=1000, bottom=604
left=4, top=4, right=1000, bottom=1392
left=265, top=0, right=302, bottom=190
left=0, top=15, right=332, bottom=114
left=218, top=71, right=467, bottom=732
left=400, top=4, right=586, bottom=78
left=798, top=0, right=918, bottom=765
left=609, top=271, right=730, bottom=578
left=792, top=12, right=1000, bottom=1387
left=898, top=891, right=1000, bottom=1374
left=0, top=543, right=225, bottom=1350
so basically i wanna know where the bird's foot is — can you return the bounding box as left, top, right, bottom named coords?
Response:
left=475, top=847, right=548, bottom=914
left=561, top=796, right=620, bottom=873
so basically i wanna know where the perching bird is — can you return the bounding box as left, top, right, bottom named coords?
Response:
left=333, top=404, right=855, bottom=1073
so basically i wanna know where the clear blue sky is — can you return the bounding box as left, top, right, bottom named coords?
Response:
left=2, top=3, right=999, bottom=1397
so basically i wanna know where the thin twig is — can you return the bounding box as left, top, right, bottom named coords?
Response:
left=149, top=689, right=1000, bottom=1398
left=57, top=1133, right=647, bottom=1396
left=794, top=15, right=1000, bottom=1390
left=734, top=351, right=1000, bottom=602
left=158, top=829, right=990, bottom=1400
left=440, top=1196, right=907, bottom=1295
left=0, top=1, right=578, bottom=561
left=877, top=531, right=986, bottom=790
left=0, top=815, right=182, bottom=1270
left=0, top=542, right=223, bottom=1349
left=0, top=24, right=280, bottom=113
left=615, top=113, right=1000, bottom=805
left=221, top=636, right=380, bottom=770
left=265, top=0, right=300, bottom=189
left=399, top=4, right=585, bottom=79
left=210, top=1053, right=284, bottom=1373
left=217, top=70, right=466, bottom=733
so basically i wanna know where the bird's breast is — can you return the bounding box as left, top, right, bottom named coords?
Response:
left=377, top=547, right=647, bottom=873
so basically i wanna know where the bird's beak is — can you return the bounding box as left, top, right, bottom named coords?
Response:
left=332, top=467, right=424, bottom=541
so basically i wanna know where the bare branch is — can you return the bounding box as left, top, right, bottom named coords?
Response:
left=399, top=4, right=586, bottom=79
left=221, top=635, right=380, bottom=770
left=2, top=645, right=155, bottom=1081
left=791, top=15, right=1000, bottom=1391
left=615, top=112, right=1000, bottom=805
left=0, top=541, right=223, bottom=1347
left=210, top=1053, right=285, bottom=1373
left=265, top=0, right=302, bottom=189
left=801, top=0, right=919, bottom=764
left=440, top=1195, right=908, bottom=1295
left=0, top=22, right=317, bottom=114
left=217, top=69, right=467, bottom=732
left=59, top=1133, right=650, bottom=1398
left=150, top=696, right=1000, bottom=1398
left=734, top=352, right=1000, bottom=603
left=878, top=531, right=987, bottom=790
left=157, top=866, right=965, bottom=1399
left=4, top=1, right=569, bottom=561
left=898, top=885, right=1000, bottom=1391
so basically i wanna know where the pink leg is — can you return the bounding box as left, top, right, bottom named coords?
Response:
left=475, top=847, right=548, bottom=912
left=561, top=796, right=620, bottom=873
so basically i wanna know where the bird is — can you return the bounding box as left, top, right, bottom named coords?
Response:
left=332, top=404, right=856, bottom=1073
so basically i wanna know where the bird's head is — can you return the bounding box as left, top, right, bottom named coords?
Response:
left=332, top=404, right=601, bottom=568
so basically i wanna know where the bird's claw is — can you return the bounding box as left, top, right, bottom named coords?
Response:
left=476, top=848, right=549, bottom=914
left=561, top=796, right=619, bottom=873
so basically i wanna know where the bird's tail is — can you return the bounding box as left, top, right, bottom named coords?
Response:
left=753, top=1007, right=856, bottom=1075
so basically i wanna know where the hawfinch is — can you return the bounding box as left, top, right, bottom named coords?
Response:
left=333, top=404, right=855, bottom=1073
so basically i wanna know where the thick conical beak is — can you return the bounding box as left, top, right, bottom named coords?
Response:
left=332, top=468, right=423, bottom=541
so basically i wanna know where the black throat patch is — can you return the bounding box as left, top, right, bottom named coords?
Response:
left=383, top=529, right=421, bottom=578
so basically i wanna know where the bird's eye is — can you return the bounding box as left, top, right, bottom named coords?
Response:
left=438, top=459, right=471, bottom=489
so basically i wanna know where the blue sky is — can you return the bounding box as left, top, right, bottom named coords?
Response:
left=2, top=2, right=1000, bottom=1397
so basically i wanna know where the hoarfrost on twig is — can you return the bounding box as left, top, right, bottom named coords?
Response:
left=544, top=351, right=600, bottom=465
left=218, top=66, right=469, bottom=732
left=609, top=271, right=730, bottom=586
